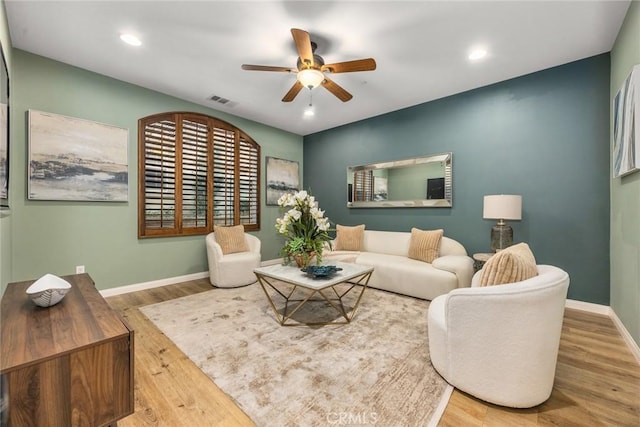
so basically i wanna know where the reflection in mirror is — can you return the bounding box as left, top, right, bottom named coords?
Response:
left=347, top=152, right=452, bottom=208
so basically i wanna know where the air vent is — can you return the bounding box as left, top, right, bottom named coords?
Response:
left=208, top=95, right=236, bottom=107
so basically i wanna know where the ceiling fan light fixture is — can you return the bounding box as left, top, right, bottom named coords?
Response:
left=297, top=69, right=324, bottom=89
left=242, top=28, right=374, bottom=102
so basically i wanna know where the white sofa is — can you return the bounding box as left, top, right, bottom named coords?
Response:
left=323, top=230, right=474, bottom=300
left=428, top=264, right=570, bottom=407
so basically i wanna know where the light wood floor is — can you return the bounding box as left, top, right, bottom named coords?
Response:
left=106, top=279, right=640, bottom=426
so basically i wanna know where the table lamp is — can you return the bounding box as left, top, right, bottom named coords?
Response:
left=483, top=195, right=522, bottom=252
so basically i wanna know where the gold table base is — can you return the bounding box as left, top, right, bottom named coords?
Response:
left=255, top=270, right=372, bottom=327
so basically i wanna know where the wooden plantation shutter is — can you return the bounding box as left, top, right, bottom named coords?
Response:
left=212, top=126, right=236, bottom=227
left=238, top=134, right=260, bottom=225
left=139, top=115, right=177, bottom=234
left=139, top=112, right=260, bottom=238
left=181, top=115, right=209, bottom=233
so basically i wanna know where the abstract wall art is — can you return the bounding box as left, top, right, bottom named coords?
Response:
left=0, top=44, right=9, bottom=208
left=266, top=156, right=299, bottom=205
left=28, top=110, right=129, bottom=201
left=613, top=64, right=640, bottom=178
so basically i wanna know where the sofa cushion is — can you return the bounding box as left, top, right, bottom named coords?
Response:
left=357, top=252, right=458, bottom=300
left=408, top=228, right=443, bottom=263
left=322, top=250, right=359, bottom=263
left=335, top=224, right=365, bottom=251
left=362, top=230, right=411, bottom=256
left=479, top=243, right=538, bottom=286
left=215, top=225, right=249, bottom=255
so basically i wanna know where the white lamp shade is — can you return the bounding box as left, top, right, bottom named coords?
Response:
left=483, top=195, right=522, bottom=220
left=297, top=69, right=325, bottom=89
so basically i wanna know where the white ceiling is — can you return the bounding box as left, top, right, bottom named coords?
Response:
left=5, top=1, right=631, bottom=136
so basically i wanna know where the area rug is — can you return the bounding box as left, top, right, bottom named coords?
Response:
left=140, top=282, right=452, bottom=426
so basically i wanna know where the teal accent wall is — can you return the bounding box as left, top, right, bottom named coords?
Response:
left=305, top=54, right=611, bottom=305
left=0, top=0, right=12, bottom=296
left=9, top=50, right=302, bottom=290
left=610, top=1, right=640, bottom=346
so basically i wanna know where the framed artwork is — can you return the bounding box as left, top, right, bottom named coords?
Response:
left=266, top=156, right=299, bottom=205
left=613, top=64, right=640, bottom=178
left=0, top=44, right=8, bottom=208
left=28, top=110, right=129, bottom=201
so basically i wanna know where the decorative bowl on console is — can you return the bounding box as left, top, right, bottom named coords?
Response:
left=26, top=273, right=72, bottom=307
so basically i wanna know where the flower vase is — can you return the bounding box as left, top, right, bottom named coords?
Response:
left=294, top=252, right=316, bottom=268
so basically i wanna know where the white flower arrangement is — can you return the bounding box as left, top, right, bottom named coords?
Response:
left=276, top=190, right=332, bottom=266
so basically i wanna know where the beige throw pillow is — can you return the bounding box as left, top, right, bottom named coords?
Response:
left=334, top=224, right=365, bottom=251
left=408, top=228, right=443, bottom=263
left=215, top=225, right=249, bottom=255
left=479, top=242, right=538, bottom=286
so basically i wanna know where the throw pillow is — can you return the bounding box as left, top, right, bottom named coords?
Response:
left=334, top=224, right=365, bottom=251
left=479, top=242, right=538, bottom=286
left=215, top=225, right=249, bottom=255
left=408, top=228, right=443, bottom=263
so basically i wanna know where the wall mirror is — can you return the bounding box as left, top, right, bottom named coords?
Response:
left=347, top=152, right=452, bottom=208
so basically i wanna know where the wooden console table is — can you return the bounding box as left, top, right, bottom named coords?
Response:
left=0, top=273, right=134, bottom=426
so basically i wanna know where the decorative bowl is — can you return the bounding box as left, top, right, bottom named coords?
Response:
left=301, top=265, right=343, bottom=279
left=26, top=274, right=72, bottom=307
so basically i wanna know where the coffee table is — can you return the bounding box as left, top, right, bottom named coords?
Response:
left=253, top=262, right=374, bottom=326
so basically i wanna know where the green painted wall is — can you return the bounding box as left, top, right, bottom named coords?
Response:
left=0, top=0, right=12, bottom=296
left=305, top=54, right=611, bottom=305
left=610, top=1, right=640, bottom=346
left=10, top=50, right=302, bottom=290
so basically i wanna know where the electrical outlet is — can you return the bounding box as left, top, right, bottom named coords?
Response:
left=76, top=265, right=85, bottom=274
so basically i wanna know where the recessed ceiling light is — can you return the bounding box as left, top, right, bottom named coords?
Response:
left=468, top=49, right=487, bottom=61
left=120, top=34, right=142, bottom=46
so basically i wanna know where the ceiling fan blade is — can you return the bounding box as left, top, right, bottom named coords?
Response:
left=321, top=76, right=353, bottom=102
left=241, top=64, right=296, bottom=72
left=291, top=28, right=314, bottom=67
left=282, top=81, right=304, bottom=102
left=321, top=58, right=377, bottom=74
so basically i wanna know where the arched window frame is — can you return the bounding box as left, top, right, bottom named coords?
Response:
left=138, top=112, right=260, bottom=238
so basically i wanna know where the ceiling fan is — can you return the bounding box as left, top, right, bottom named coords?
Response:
left=241, top=28, right=376, bottom=103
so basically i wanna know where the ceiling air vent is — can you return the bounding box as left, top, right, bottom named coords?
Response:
left=208, top=95, right=236, bottom=107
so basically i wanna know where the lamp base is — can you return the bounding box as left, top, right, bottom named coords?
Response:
left=491, top=223, right=513, bottom=252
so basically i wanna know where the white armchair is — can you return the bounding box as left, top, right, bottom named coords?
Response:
left=205, top=232, right=261, bottom=288
left=427, top=265, right=570, bottom=408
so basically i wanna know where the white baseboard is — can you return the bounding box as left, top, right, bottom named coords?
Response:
left=99, top=259, right=284, bottom=298
left=609, top=308, right=640, bottom=364
left=565, top=299, right=640, bottom=365
left=100, top=271, right=209, bottom=297
left=565, top=298, right=611, bottom=315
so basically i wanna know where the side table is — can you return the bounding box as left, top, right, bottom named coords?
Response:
left=472, top=252, right=494, bottom=272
